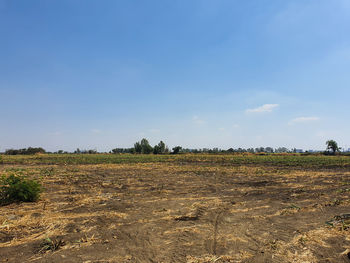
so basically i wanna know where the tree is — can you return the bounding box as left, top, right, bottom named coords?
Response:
left=140, top=138, right=153, bottom=154
left=265, top=147, right=274, bottom=153
left=5, top=147, right=45, bottom=155
left=74, top=148, right=81, bottom=154
left=227, top=148, right=234, bottom=153
left=134, top=142, right=142, bottom=154
left=153, top=140, right=166, bottom=154
left=255, top=147, right=265, bottom=153
left=158, top=141, right=166, bottom=153
left=275, top=147, right=289, bottom=153
left=153, top=145, right=160, bottom=154
left=326, top=140, right=339, bottom=154
left=172, top=146, right=182, bottom=154
left=247, top=148, right=255, bottom=153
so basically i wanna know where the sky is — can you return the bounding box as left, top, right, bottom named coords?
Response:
left=1, top=0, right=350, bottom=152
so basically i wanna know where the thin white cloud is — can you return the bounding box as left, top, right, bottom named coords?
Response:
left=288, top=116, right=320, bottom=125
left=193, top=115, right=205, bottom=125
left=91, top=129, right=102, bottom=134
left=49, top=131, right=62, bottom=136
left=148, top=129, right=160, bottom=133
left=316, top=131, right=327, bottom=138
left=246, top=104, right=279, bottom=113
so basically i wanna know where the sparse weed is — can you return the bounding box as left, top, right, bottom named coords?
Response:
left=40, top=167, right=55, bottom=177
left=281, top=204, right=301, bottom=215
left=269, top=239, right=279, bottom=250
left=38, top=237, right=65, bottom=253
left=287, top=204, right=301, bottom=210
left=336, top=188, right=350, bottom=194
left=298, top=236, right=308, bottom=246
left=332, top=199, right=341, bottom=206
left=4, top=168, right=26, bottom=174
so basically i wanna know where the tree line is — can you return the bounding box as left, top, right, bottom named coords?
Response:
left=111, top=139, right=170, bottom=154
left=4, top=147, right=46, bottom=155
left=2, top=139, right=343, bottom=155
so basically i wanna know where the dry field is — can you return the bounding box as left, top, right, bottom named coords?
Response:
left=1, top=154, right=350, bottom=262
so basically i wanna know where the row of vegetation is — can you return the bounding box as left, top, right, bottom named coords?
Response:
left=4, top=147, right=46, bottom=155
left=2, top=139, right=343, bottom=155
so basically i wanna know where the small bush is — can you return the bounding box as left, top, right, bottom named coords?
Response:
left=0, top=174, right=42, bottom=204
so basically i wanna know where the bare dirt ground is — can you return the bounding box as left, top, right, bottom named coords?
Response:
left=1, top=161, right=350, bottom=262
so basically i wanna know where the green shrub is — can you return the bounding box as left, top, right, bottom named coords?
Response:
left=0, top=174, right=42, bottom=204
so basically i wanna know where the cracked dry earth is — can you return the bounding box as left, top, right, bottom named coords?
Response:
left=1, top=162, right=350, bottom=262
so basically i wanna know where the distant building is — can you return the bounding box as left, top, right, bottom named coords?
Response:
left=295, top=149, right=303, bottom=153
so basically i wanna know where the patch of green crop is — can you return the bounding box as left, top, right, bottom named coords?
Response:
left=1, top=153, right=350, bottom=170
left=0, top=174, right=42, bottom=204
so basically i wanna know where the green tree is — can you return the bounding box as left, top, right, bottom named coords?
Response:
left=153, top=145, right=160, bottom=154
left=5, top=147, right=45, bottom=155
left=172, top=146, right=182, bottom=154
left=134, top=142, right=142, bottom=154
left=74, top=148, right=81, bottom=154
left=158, top=141, right=166, bottom=153
left=140, top=138, right=153, bottom=154
left=153, top=140, right=166, bottom=154
left=265, top=147, right=274, bottom=153
left=326, top=140, right=339, bottom=154
left=275, top=147, right=289, bottom=153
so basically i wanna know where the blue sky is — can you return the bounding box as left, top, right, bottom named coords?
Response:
left=1, top=0, right=350, bottom=152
